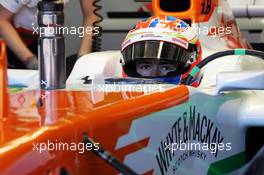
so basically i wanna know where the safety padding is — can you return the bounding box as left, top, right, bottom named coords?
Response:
left=67, top=51, right=123, bottom=86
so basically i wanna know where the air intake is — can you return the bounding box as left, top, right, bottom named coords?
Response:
left=160, top=0, right=191, bottom=12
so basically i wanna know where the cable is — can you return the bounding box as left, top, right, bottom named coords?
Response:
left=246, top=4, right=251, bottom=19
left=185, top=49, right=264, bottom=85
left=82, top=133, right=139, bottom=175
left=92, top=0, right=103, bottom=52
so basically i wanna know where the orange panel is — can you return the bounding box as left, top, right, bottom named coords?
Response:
left=0, top=86, right=189, bottom=174
left=0, top=40, right=8, bottom=118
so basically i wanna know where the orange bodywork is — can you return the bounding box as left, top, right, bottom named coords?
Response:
left=0, top=40, right=8, bottom=118
left=0, top=87, right=189, bottom=174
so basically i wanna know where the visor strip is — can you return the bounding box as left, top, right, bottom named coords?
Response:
left=157, top=42, right=164, bottom=60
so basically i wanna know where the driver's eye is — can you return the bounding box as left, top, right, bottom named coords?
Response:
left=138, top=64, right=152, bottom=70
left=160, top=65, right=176, bottom=72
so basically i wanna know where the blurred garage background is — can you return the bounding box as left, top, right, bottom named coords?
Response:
left=64, top=0, right=264, bottom=56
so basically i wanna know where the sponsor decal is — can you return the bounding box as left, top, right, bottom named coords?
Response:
left=201, top=0, right=212, bottom=14
left=155, top=106, right=228, bottom=175
left=116, top=97, right=238, bottom=175
left=140, top=34, right=162, bottom=38
left=172, top=37, right=189, bottom=49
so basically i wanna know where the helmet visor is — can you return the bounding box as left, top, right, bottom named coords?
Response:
left=122, top=40, right=191, bottom=78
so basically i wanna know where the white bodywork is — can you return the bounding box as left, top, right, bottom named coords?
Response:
left=67, top=51, right=123, bottom=86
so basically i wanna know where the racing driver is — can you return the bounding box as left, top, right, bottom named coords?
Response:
left=121, top=16, right=202, bottom=85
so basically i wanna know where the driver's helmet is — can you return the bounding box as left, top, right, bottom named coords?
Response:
left=121, top=15, right=201, bottom=85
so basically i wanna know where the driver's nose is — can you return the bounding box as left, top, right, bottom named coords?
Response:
left=150, top=65, right=160, bottom=76
left=153, top=66, right=167, bottom=77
